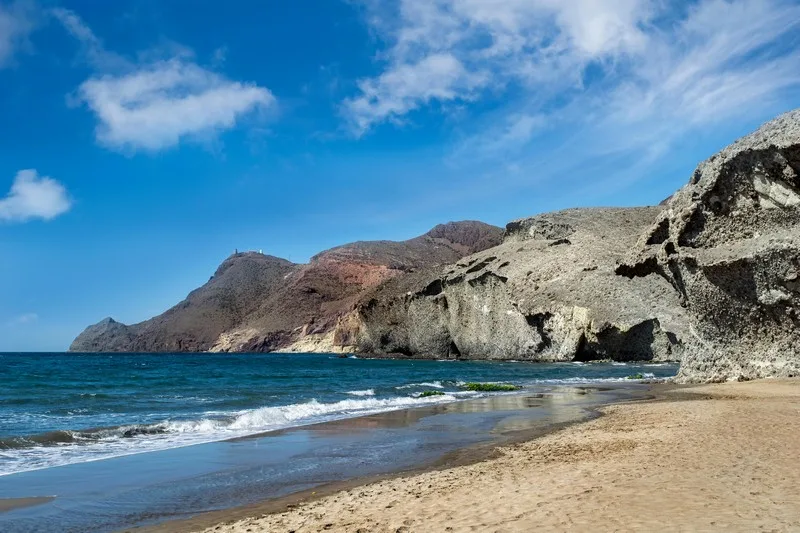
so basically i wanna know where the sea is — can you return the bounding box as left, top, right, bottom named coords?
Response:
left=0, top=353, right=678, bottom=532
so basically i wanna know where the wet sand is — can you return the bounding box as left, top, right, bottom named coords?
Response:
left=164, top=380, right=800, bottom=532
left=3, top=386, right=636, bottom=533
left=129, top=387, right=632, bottom=533
left=0, top=497, right=54, bottom=514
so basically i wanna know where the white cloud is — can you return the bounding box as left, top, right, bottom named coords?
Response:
left=345, top=53, right=486, bottom=134
left=346, top=0, right=800, bottom=148
left=0, top=0, right=35, bottom=68
left=579, top=0, right=800, bottom=161
left=345, top=0, right=656, bottom=134
left=78, top=61, right=275, bottom=152
left=0, top=169, right=72, bottom=223
left=53, top=9, right=276, bottom=152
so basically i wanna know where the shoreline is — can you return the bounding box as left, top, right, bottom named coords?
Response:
left=128, top=383, right=659, bottom=533
left=1, top=355, right=676, bottom=481
left=138, top=380, right=800, bottom=532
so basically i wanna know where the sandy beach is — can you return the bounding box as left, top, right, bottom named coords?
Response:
left=172, top=380, right=800, bottom=533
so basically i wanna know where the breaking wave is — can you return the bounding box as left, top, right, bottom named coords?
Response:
left=395, top=381, right=445, bottom=390
left=527, top=373, right=657, bottom=385
left=0, top=394, right=456, bottom=477
left=345, top=389, right=375, bottom=396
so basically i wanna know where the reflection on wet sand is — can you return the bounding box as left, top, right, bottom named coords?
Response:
left=249, top=386, right=637, bottom=438
left=0, top=497, right=54, bottom=514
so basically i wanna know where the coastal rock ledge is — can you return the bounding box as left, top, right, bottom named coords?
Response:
left=619, top=109, right=800, bottom=382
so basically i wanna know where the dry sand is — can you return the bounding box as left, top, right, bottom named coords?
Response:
left=183, top=380, right=800, bottom=533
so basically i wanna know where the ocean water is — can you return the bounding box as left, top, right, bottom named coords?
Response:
left=0, top=353, right=677, bottom=477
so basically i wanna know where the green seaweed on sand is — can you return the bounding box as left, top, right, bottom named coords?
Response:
left=463, top=383, right=520, bottom=392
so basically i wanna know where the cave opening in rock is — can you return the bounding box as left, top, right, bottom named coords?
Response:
left=448, top=341, right=461, bottom=359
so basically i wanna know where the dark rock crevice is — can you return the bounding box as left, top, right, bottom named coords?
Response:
left=615, top=257, right=659, bottom=279
left=465, top=257, right=496, bottom=274
left=525, top=313, right=554, bottom=352
left=467, top=271, right=509, bottom=287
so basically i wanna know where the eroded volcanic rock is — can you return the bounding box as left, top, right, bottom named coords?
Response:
left=619, top=109, right=800, bottom=382
left=69, top=222, right=503, bottom=353
left=347, top=208, right=689, bottom=361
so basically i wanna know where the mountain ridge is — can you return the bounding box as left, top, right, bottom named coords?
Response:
left=69, top=221, right=504, bottom=353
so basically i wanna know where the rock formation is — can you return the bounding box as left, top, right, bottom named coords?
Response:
left=70, top=317, right=136, bottom=352
left=69, top=222, right=504, bottom=353
left=619, top=110, right=800, bottom=382
left=346, top=208, right=688, bottom=362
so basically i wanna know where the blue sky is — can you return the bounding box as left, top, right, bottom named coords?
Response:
left=1, top=0, right=799, bottom=351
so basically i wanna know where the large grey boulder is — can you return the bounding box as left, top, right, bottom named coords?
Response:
left=619, top=109, right=800, bottom=382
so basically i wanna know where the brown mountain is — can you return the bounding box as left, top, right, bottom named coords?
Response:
left=69, top=221, right=504, bottom=353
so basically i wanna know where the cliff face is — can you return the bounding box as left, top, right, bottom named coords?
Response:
left=620, top=110, right=800, bottom=382
left=347, top=208, right=688, bottom=362
left=72, top=109, right=800, bottom=381
left=343, top=110, right=800, bottom=378
left=69, top=222, right=504, bottom=353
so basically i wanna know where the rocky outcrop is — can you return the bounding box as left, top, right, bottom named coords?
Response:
left=70, top=318, right=135, bottom=352
left=70, top=222, right=503, bottom=353
left=70, top=253, right=298, bottom=352
left=620, top=110, right=800, bottom=382
left=348, top=208, right=689, bottom=362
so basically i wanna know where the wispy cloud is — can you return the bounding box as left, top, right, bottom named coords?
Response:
left=6, top=312, right=38, bottom=326
left=53, top=9, right=276, bottom=153
left=344, top=0, right=657, bottom=134
left=0, top=170, right=72, bottom=223
left=50, top=7, right=127, bottom=71
left=449, top=112, right=547, bottom=164
left=345, top=0, right=800, bottom=163
left=344, top=52, right=488, bottom=135
left=0, top=0, right=35, bottom=68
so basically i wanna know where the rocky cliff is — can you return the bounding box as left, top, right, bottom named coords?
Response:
left=72, top=109, right=800, bottom=382
left=340, top=110, right=800, bottom=378
left=619, top=109, right=800, bottom=382
left=69, top=222, right=504, bottom=353
left=344, top=208, right=689, bottom=362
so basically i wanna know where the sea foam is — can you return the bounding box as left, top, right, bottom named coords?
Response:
left=0, top=394, right=456, bottom=477
left=395, top=381, right=444, bottom=390
left=345, top=389, right=375, bottom=396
